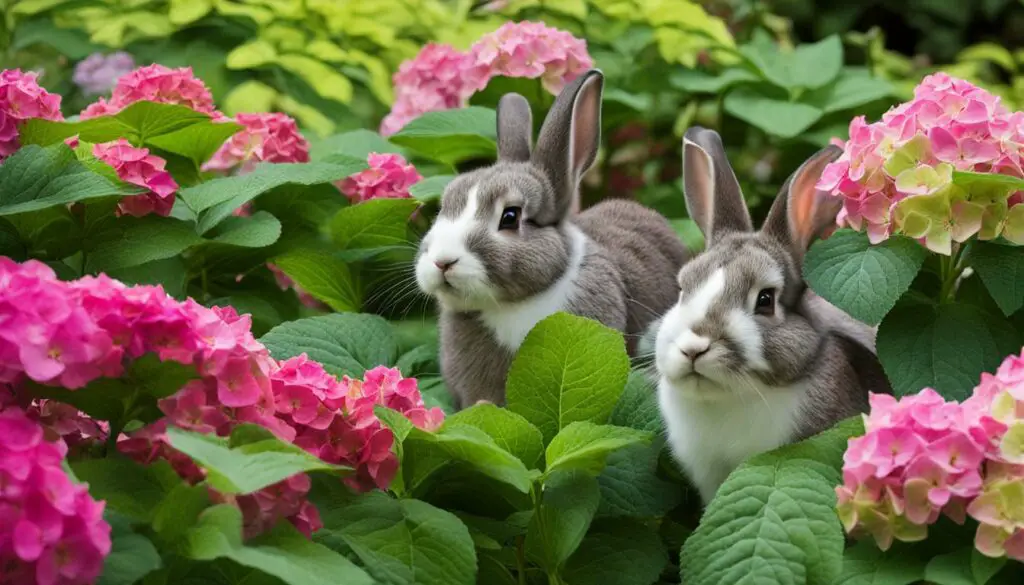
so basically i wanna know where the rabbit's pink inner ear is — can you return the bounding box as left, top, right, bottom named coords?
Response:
left=569, top=75, right=602, bottom=185
left=787, top=146, right=844, bottom=251
left=682, top=138, right=715, bottom=239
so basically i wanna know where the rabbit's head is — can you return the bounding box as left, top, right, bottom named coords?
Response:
left=655, top=127, right=843, bottom=400
left=415, top=70, right=604, bottom=312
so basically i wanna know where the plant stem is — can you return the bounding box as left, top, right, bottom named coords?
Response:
left=938, top=243, right=967, bottom=303
left=515, top=536, right=527, bottom=585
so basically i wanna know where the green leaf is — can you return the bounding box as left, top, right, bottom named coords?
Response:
left=317, top=491, right=477, bottom=585
left=226, top=39, right=277, bottom=69
left=966, top=241, right=1024, bottom=316
left=804, top=229, right=929, bottom=326
left=85, top=216, right=204, bottom=273
left=165, top=424, right=351, bottom=495
left=545, top=422, right=651, bottom=476
left=953, top=170, right=1024, bottom=192
left=804, top=69, right=894, bottom=113
left=271, top=248, right=361, bottom=312
left=146, top=119, right=244, bottom=166
left=329, top=198, right=419, bottom=250
left=447, top=403, right=545, bottom=469
left=98, top=530, right=163, bottom=585
left=741, top=34, right=843, bottom=89
left=179, top=159, right=366, bottom=232
left=723, top=87, right=823, bottom=138
left=107, top=257, right=188, bottom=298
left=925, top=547, right=1007, bottom=585
left=309, top=129, right=406, bottom=161
left=506, top=313, right=630, bottom=444
left=169, top=0, right=212, bottom=24
left=670, top=67, right=761, bottom=93
left=71, top=458, right=181, bottom=523
left=403, top=424, right=534, bottom=494
left=831, top=541, right=926, bottom=585
left=375, top=405, right=415, bottom=443
left=563, top=519, right=668, bottom=585
left=596, top=439, right=681, bottom=518
left=389, top=107, right=498, bottom=165
left=151, top=482, right=213, bottom=543
left=877, top=302, right=1021, bottom=400
left=680, top=418, right=863, bottom=585
left=205, top=211, right=282, bottom=248
left=0, top=144, right=138, bottom=216
left=19, top=101, right=214, bottom=147
left=525, top=470, right=600, bottom=574
left=608, top=370, right=663, bottom=434
left=276, top=54, right=354, bottom=103
left=260, top=313, right=398, bottom=378
left=187, top=505, right=373, bottom=585
left=409, top=175, right=455, bottom=203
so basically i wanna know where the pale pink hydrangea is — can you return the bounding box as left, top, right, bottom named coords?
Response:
left=339, top=152, right=422, bottom=203
left=0, top=407, right=112, bottom=585
left=203, top=112, right=310, bottom=173
left=0, top=69, right=63, bottom=160
left=818, top=73, right=1024, bottom=255
left=380, top=43, right=477, bottom=136
left=92, top=139, right=178, bottom=217
left=79, top=64, right=220, bottom=120
left=838, top=348, right=1024, bottom=560
left=0, top=257, right=443, bottom=543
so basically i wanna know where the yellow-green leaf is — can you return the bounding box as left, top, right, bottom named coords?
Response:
left=306, top=40, right=349, bottom=63
left=344, top=50, right=394, bottom=105
left=214, top=0, right=274, bottom=25
left=227, top=40, right=278, bottom=70
left=169, top=0, right=213, bottom=24
left=276, top=55, right=353, bottom=104
left=276, top=95, right=335, bottom=137
left=224, top=81, right=279, bottom=116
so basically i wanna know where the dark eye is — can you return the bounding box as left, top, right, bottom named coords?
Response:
left=755, top=288, right=775, bottom=317
left=498, top=206, right=521, bottom=231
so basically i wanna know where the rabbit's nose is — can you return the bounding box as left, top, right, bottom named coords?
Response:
left=434, top=258, right=459, bottom=273
left=680, top=343, right=710, bottom=362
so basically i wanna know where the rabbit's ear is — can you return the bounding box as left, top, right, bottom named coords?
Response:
left=497, top=92, right=533, bottom=162
left=762, top=145, right=843, bottom=263
left=532, top=69, right=603, bottom=221
left=682, top=127, right=751, bottom=244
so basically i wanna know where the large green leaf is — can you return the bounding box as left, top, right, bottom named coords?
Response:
left=924, top=547, right=1007, bottom=585
left=877, top=301, right=1020, bottom=400
left=506, top=313, right=630, bottom=444
left=563, top=519, right=668, bottom=585
left=85, top=216, right=204, bottom=273
left=317, top=491, right=477, bottom=585
left=525, top=470, right=600, bottom=574
left=804, top=69, right=894, bottom=113
left=260, top=313, right=398, bottom=378
left=20, top=101, right=211, bottom=146
left=309, top=129, right=407, bottom=161
left=0, top=144, right=138, bottom=216
left=410, top=175, right=455, bottom=203
left=680, top=418, right=864, bottom=585
left=271, top=248, right=361, bottom=312
left=545, top=422, right=651, bottom=476
left=723, top=87, right=823, bottom=139
left=204, top=211, right=282, bottom=248
left=670, top=67, right=761, bottom=94
left=71, top=458, right=181, bottom=524
left=966, top=240, right=1024, bottom=316
left=446, top=403, right=545, bottom=469
left=596, top=439, right=681, bottom=519
left=165, top=424, right=351, bottom=495
left=187, top=505, right=373, bottom=585
left=98, top=526, right=163, bottom=585
left=831, top=542, right=926, bottom=585
left=389, top=107, right=498, bottom=165
left=804, top=229, right=929, bottom=326
left=608, top=370, right=663, bottom=434
left=403, top=424, right=534, bottom=494
left=146, top=120, right=244, bottom=166
left=741, top=34, right=843, bottom=90
left=329, top=198, right=419, bottom=250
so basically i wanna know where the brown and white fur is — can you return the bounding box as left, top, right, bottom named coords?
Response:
left=415, top=70, right=688, bottom=408
left=655, top=127, right=890, bottom=504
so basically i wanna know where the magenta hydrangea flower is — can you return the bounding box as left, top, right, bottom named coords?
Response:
left=838, top=348, right=1024, bottom=560
left=339, top=152, right=423, bottom=204
left=79, top=64, right=219, bottom=120
left=464, top=21, right=594, bottom=95
left=380, top=43, right=477, bottom=137
left=0, top=258, right=444, bottom=542
left=0, top=407, right=112, bottom=585
left=203, top=112, right=310, bottom=173
left=72, top=52, right=135, bottom=96
left=0, top=69, right=63, bottom=161
left=92, top=139, right=178, bottom=217
left=818, top=73, right=1024, bottom=255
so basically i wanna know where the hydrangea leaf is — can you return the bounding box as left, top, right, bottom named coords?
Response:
left=446, top=403, right=545, bottom=469
left=609, top=370, right=664, bottom=434
left=85, top=215, right=205, bottom=273
left=965, top=240, right=1024, bottom=316
left=402, top=423, right=534, bottom=494
left=804, top=229, right=929, bottom=326
left=924, top=547, right=1007, bottom=585
left=270, top=248, right=361, bottom=313
left=409, top=175, right=455, bottom=203
left=562, top=519, right=668, bottom=585
left=596, top=438, right=681, bottom=519
left=722, top=87, right=823, bottom=139
left=389, top=107, right=498, bottom=166
left=832, top=541, right=926, bottom=585
left=260, top=313, right=399, bottom=378
left=70, top=458, right=181, bottom=524
left=525, top=470, right=600, bottom=575
left=740, top=34, right=843, bottom=89
left=545, top=422, right=652, bottom=477
left=308, top=129, right=407, bottom=161
left=97, top=527, right=163, bottom=585
left=328, top=198, right=419, bottom=251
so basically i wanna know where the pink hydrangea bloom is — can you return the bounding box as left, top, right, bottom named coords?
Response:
left=818, top=73, right=1024, bottom=254
left=339, top=152, right=423, bottom=203
left=0, top=69, right=63, bottom=161
left=464, top=21, right=593, bottom=95
left=92, top=139, right=178, bottom=217
left=203, top=112, right=310, bottom=173
left=0, top=258, right=443, bottom=542
left=0, top=407, right=112, bottom=585
left=838, top=348, right=1024, bottom=560
left=380, top=43, right=476, bottom=136
left=79, top=64, right=219, bottom=120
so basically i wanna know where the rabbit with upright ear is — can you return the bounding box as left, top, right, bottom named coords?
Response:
left=415, top=69, right=689, bottom=409
left=655, top=127, right=891, bottom=504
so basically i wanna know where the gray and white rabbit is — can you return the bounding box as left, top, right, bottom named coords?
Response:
left=415, top=69, right=688, bottom=408
left=655, top=127, right=890, bottom=504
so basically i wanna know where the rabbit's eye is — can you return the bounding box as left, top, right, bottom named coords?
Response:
left=755, top=288, right=775, bottom=317
left=498, top=207, right=522, bottom=231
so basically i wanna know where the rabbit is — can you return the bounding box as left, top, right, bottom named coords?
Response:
left=654, top=126, right=891, bottom=504
left=415, top=69, right=689, bottom=409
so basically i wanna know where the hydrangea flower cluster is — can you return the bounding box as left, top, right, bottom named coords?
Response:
left=80, top=64, right=219, bottom=120
left=339, top=152, right=423, bottom=203
left=0, top=257, right=443, bottom=541
left=0, top=407, right=112, bottom=585
left=837, top=348, right=1024, bottom=560
left=817, top=73, right=1024, bottom=255
left=93, top=139, right=178, bottom=217
left=72, top=52, right=135, bottom=96
left=203, top=112, right=310, bottom=173
left=380, top=21, right=592, bottom=135
left=0, top=69, right=63, bottom=160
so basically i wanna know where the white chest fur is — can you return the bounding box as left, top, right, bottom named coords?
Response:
left=479, top=225, right=588, bottom=351
left=657, top=376, right=805, bottom=503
